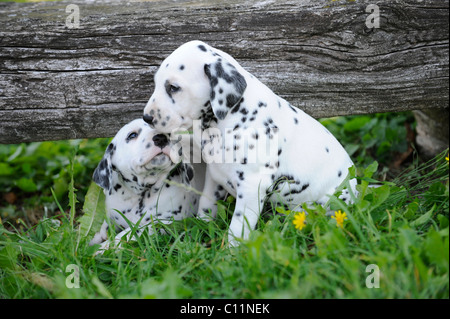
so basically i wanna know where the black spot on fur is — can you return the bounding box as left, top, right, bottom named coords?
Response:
left=230, top=97, right=245, bottom=113
left=289, top=104, right=298, bottom=113
left=214, top=61, right=246, bottom=94
left=164, top=80, right=177, bottom=103
left=215, top=110, right=227, bottom=120
left=106, top=143, right=115, bottom=155
left=226, top=94, right=240, bottom=108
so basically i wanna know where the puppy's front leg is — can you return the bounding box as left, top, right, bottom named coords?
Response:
left=197, top=168, right=227, bottom=221
left=228, top=180, right=268, bottom=247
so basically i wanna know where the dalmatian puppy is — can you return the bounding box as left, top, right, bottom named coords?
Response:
left=143, top=40, right=357, bottom=246
left=89, top=118, right=199, bottom=252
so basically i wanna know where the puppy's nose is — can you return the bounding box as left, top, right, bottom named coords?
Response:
left=152, top=134, right=169, bottom=148
left=143, top=114, right=154, bottom=126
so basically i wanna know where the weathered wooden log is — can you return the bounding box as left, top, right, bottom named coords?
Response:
left=414, top=109, right=449, bottom=159
left=0, top=0, right=448, bottom=144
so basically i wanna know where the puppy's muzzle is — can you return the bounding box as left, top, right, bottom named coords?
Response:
left=143, top=114, right=154, bottom=127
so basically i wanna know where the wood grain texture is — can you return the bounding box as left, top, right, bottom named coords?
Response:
left=0, top=0, right=448, bottom=143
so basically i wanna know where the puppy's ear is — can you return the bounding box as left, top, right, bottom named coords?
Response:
left=183, top=163, right=195, bottom=184
left=204, top=57, right=247, bottom=121
left=93, top=143, right=114, bottom=191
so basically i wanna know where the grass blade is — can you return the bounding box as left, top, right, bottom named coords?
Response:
left=68, top=158, right=78, bottom=231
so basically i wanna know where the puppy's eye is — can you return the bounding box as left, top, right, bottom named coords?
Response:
left=165, top=80, right=181, bottom=96
left=126, top=132, right=138, bottom=142
left=169, top=85, right=181, bottom=93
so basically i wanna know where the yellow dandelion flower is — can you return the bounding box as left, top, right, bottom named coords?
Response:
left=293, top=211, right=307, bottom=231
left=445, top=154, right=449, bottom=163
left=331, top=210, right=348, bottom=228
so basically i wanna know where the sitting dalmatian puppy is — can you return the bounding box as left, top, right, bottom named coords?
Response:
left=90, top=118, right=199, bottom=252
left=143, top=40, right=357, bottom=246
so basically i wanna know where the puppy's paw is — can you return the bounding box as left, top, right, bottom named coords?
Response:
left=89, top=232, right=106, bottom=246
left=92, top=239, right=122, bottom=256
left=227, top=233, right=243, bottom=248
left=197, top=207, right=216, bottom=222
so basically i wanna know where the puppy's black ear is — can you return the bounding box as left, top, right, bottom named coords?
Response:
left=204, top=57, right=247, bottom=121
left=93, top=143, right=114, bottom=190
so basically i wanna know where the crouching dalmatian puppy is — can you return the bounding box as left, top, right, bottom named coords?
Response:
left=143, top=40, right=357, bottom=246
left=89, top=119, right=199, bottom=253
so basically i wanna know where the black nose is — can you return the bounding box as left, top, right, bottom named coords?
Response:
left=143, top=114, right=154, bottom=126
left=152, top=134, right=168, bottom=148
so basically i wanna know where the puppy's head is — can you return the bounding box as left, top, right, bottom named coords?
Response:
left=93, top=119, right=180, bottom=193
left=143, top=40, right=247, bottom=133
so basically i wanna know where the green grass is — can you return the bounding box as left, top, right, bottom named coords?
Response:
left=0, top=138, right=110, bottom=228
left=0, top=113, right=448, bottom=299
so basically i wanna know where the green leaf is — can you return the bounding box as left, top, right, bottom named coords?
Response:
left=52, top=174, right=69, bottom=203
left=424, top=229, right=449, bottom=273
left=364, top=161, right=379, bottom=179
left=275, top=206, right=290, bottom=215
left=404, top=200, right=419, bottom=220
left=0, top=243, right=19, bottom=270
left=343, top=116, right=371, bottom=132
left=0, top=163, right=14, bottom=176
left=16, top=177, right=37, bottom=192
left=370, top=185, right=391, bottom=208
left=78, top=182, right=106, bottom=240
left=359, top=162, right=379, bottom=198
left=437, top=214, right=449, bottom=229
left=410, top=204, right=435, bottom=227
